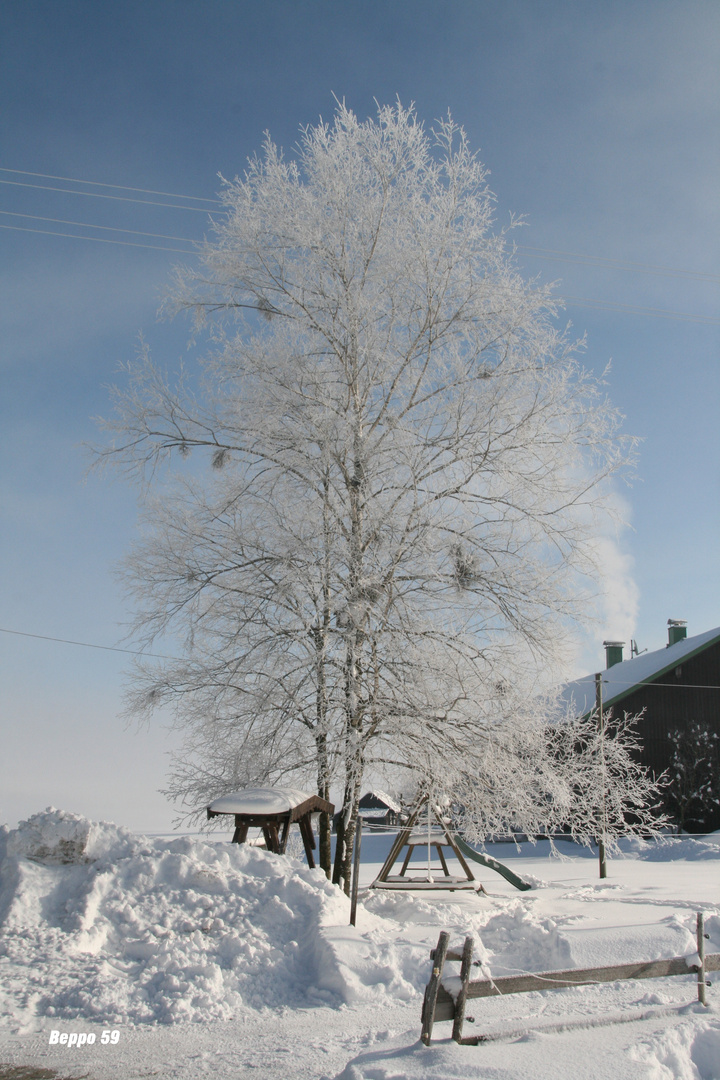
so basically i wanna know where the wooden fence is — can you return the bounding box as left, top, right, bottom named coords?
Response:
left=421, top=913, right=719, bottom=1045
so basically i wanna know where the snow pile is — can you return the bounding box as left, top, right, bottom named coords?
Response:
left=0, top=808, right=369, bottom=1026
left=4, top=807, right=135, bottom=864
left=630, top=1019, right=720, bottom=1079
left=1, top=823, right=720, bottom=1080
left=625, top=833, right=720, bottom=862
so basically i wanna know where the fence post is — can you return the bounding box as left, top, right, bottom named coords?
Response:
left=698, top=911, right=708, bottom=1006
left=421, top=931, right=450, bottom=1046
left=452, top=936, right=475, bottom=1043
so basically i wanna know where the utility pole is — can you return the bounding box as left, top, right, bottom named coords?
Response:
left=595, top=672, right=607, bottom=878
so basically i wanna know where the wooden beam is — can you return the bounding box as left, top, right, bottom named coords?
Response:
left=278, top=816, right=291, bottom=854
left=452, top=937, right=475, bottom=1043
left=462, top=953, right=720, bottom=999
left=373, top=799, right=424, bottom=883
left=231, top=821, right=249, bottom=844
left=425, top=947, right=720, bottom=1030
left=287, top=795, right=334, bottom=822
left=435, top=843, right=450, bottom=877
left=350, top=818, right=363, bottom=927
left=399, top=845, right=414, bottom=875
left=428, top=801, right=475, bottom=881
left=421, top=932, right=450, bottom=1046
left=298, top=814, right=316, bottom=868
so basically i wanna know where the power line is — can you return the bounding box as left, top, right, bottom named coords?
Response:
left=3, top=220, right=715, bottom=323
left=0, top=166, right=222, bottom=204
left=572, top=674, right=720, bottom=690
left=1, top=169, right=717, bottom=325
left=0, top=209, right=199, bottom=244
left=2, top=626, right=719, bottom=689
left=0, top=626, right=180, bottom=660
left=1, top=626, right=720, bottom=691
left=0, top=178, right=213, bottom=212
left=2, top=167, right=715, bottom=285
left=607, top=681, right=720, bottom=690
left=518, top=245, right=720, bottom=284
left=1, top=166, right=716, bottom=285
left=0, top=169, right=716, bottom=286
left=0, top=222, right=198, bottom=255
left=560, top=295, right=719, bottom=326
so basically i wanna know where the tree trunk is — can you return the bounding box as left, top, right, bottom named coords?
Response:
left=315, top=729, right=332, bottom=877
left=332, top=768, right=363, bottom=895
left=331, top=396, right=368, bottom=894
left=316, top=468, right=334, bottom=877
left=339, top=764, right=363, bottom=892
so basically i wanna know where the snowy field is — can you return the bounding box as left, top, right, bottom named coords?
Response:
left=1, top=810, right=719, bottom=1080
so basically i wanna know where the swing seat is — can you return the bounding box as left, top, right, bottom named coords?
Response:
left=373, top=876, right=478, bottom=891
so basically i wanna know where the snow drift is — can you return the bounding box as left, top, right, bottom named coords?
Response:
left=0, top=808, right=361, bottom=1025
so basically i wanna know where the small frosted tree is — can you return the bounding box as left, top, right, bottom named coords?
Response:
left=548, top=708, right=668, bottom=864
left=428, top=702, right=667, bottom=866
left=664, top=722, right=720, bottom=832
left=97, top=101, right=635, bottom=890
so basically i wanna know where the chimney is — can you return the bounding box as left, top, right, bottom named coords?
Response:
left=603, top=640, right=625, bottom=668
left=667, top=619, right=687, bottom=647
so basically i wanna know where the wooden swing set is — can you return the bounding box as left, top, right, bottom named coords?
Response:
left=370, top=792, right=533, bottom=893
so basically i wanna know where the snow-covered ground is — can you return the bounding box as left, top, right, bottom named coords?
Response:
left=1, top=810, right=719, bottom=1079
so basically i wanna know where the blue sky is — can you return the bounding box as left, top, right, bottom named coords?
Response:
left=1, top=0, right=718, bottom=831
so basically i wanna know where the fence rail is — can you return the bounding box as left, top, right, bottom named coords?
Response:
left=421, top=913, right=719, bottom=1045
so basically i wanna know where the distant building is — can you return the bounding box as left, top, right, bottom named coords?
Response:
left=562, top=621, right=720, bottom=829
left=357, top=790, right=403, bottom=829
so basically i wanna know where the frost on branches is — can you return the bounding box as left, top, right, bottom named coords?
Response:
left=417, top=697, right=667, bottom=861
left=97, top=102, right=638, bottom=890
left=664, top=722, right=720, bottom=833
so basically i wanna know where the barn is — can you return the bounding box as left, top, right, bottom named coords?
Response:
left=357, top=790, right=403, bottom=829
left=562, top=621, right=720, bottom=831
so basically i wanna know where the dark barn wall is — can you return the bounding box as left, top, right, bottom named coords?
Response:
left=609, top=638, right=720, bottom=830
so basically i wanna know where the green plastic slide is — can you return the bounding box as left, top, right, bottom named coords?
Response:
left=453, top=834, right=532, bottom=891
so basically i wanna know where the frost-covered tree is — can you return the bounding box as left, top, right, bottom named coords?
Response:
left=664, top=722, right=720, bottom=833
left=426, top=703, right=667, bottom=862
left=97, top=101, right=635, bottom=890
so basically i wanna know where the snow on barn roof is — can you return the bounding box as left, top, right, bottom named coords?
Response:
left=359, top=790, right=401, bottom=813
left=561, top=624, right=720, bottom=717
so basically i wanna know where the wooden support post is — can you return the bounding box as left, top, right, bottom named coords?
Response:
left=231, top=819, right=249, bottom=844
left=428, top=800, right=476, bottom=881
left=299, top=814, right=316, bottom=868
left=350, top=817, right=363, bottom=926
left=374, top=802, right=423, bottom=883
left=400, top=845, right=414, bottom=876
left=278, top=816, right=291, bottom=854
left=698, top=911, right=708, bottom=1006
left=436, top=843, right=450, bottom=878
left=452, top=936, right=475, bottom=1044
left=421, top=932, right=450, bottom=1046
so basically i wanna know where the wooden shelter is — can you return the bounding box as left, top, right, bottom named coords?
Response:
left=370, top=793, right=479, bottom=891
left=206, top=787, right=334, bottom=869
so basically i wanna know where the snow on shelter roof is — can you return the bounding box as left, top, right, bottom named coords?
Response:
left=360, top=789, right=401, bottom=813
left=560, top=625, right=720, bottom=717
left=208, top=788, right=313, bottom=816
